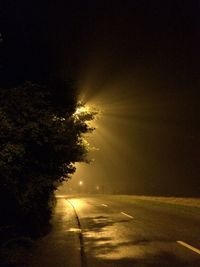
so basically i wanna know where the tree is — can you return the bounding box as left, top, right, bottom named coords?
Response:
left=0, top=81, right=96, bottom=233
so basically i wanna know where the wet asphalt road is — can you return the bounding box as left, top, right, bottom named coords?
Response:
left=67, top=195, right=200, bottom=267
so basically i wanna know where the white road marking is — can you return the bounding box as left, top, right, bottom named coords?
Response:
left=121, top=212, right=134, bottom=219
left=101, top=204, right=108, bottom=207
left=177, top=241, right=200, bottom=255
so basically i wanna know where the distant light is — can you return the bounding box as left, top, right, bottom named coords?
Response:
left=79, top=181, right=83, bottom=186
left=96, top=185, right=99, bottom=190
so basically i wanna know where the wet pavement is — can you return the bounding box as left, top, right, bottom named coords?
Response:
left=68, top=195, right=200, bottom=267
left=28, top=198, right=81, bottom=267
left=28, top=195, right=200, bottom=267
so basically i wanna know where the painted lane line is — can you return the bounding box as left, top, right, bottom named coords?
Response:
left=121, top=212, right=134, bottom=219
left=101, top=204, right=108, bottom=207
left=177, top=241, right=200, bottom=255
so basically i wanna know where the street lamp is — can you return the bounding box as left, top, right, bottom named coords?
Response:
left=96, top=185, right=99, bottom=191
left=78, top=180, right=84, bottom=194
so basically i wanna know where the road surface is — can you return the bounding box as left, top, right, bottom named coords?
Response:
left=29, top=195, right=200, bottom=267
left=67, top=195, right=200, bottom=267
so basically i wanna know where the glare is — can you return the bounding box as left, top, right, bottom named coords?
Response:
left=68, top=198, right=85, bottom=210
left=70, top=80, right=139, bottom=192
left=72, top=104, right=98, bottom=132
left=73, top=105, right=90, bottom=116
left=79, top=180, right=83, bottom=186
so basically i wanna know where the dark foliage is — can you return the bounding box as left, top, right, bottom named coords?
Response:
left=0, top=81, right=95, bottom=234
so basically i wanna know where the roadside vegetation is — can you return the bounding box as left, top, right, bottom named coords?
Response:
left=0, top=80, right=96, bottom=266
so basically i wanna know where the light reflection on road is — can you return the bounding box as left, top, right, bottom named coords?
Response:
left=66, top=228, right=82, bottom=233
left=67, top=198, right=86, bottom=211
left=66, top=196, right=200, bottom=266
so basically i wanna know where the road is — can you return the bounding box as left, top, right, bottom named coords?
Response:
left=67, top=195, right=200, bottom=267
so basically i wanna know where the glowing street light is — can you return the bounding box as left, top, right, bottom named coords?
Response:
left=79, top=181, right=83, bottom=186
left=96, top=185, right=99, bottom=191
left=74, top=106, right=89, bottom=115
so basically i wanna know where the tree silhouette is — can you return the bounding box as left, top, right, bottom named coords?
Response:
left=0, top=81, right=96, bottom=233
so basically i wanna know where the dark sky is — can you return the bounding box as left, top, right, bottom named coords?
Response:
left=1, top=1, right=200, bottom=196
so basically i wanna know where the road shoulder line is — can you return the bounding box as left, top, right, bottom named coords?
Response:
left=101, top=204, right=108, bottom=207
left=177, top=241, right=200, bottom=255
left=121, top=212, right=133, bottom=219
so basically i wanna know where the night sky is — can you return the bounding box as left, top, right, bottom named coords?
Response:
left=1, top=1, right=200, bottom=196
